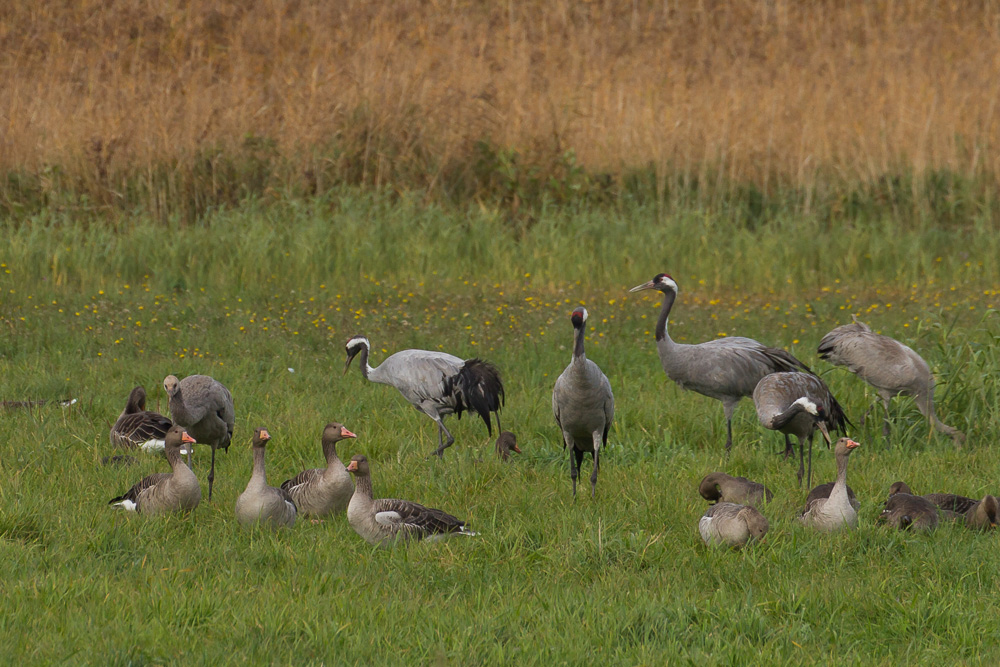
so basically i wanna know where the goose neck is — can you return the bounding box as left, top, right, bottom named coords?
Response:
left=249, top=445, right=268, bottom=488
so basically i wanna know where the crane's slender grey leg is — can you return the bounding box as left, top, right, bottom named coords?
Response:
left=590, top=431, right=601, bottom=498
left=430, top=417, right=456, bottom=458
left=881, top=397, right=892, bottom=439
left=806, top=433, right=815, bottom=489
left=722, top=399, right=738, bottom=453
left=208, top=447, right=217, bottom=501
left=781, top=434, right=794, bottom=459
left=797, top=436, right=805, bottom=487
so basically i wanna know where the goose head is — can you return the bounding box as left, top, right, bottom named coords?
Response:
left=323, top=422, right=357, bottom=443
left=125, top=386, right=148, bottom=413
left=346, top=454, right=370, bottom=476
left=252, top=427, right=271, bottom=448
left=629, top=273, right=678, bottom=295
left=164, top=425, right=196, bottom=457
left=833, top=437, right=861, bottom=457
left=888, top=481, right=913, bottom=498
left=739, top=507, right=769, bottom=541
left=495, top=431, right=521, bottom=461
left=343, top=336, right=370, bottom=374
left=698, top=473, right=724, bottom=503
left=981, top=495, right=999, bottom=528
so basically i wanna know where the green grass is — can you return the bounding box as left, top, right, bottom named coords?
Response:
left=2, top=192, right=1000, bottom=664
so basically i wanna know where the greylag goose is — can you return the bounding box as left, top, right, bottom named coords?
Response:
left=879, top=493, right=939, bottom=531
left=699, top=502, right=769, bottom=548
left=552, top=307, right=615, bottom=497
left=818, top=316, right=965, bottom=446
left=753, top=371, right=849, bottom=487
left=235, top=427, right=297, bottom=529
left=345, top=455, right=476, bottom=547
left=495, top=431, right=521, bottom=461
left=805, top=481, right=861, bottom=513
left=965, top=495, right=999, bottom=530
left=698, top=472, right=773, bottom=507
left=164, top=374, right=235, bottom=501
left=888, top=481, right=978, bottom=515
left=344, top=336, right=504, bottom=457
left=110, top=386, right=174, bottom=455
left=279, top=422, right=357, bottom=517
left=799, top=438, right=862, bottom=531
left=629, top=273, right=817, bottom=453
left=108, top=426, right=200, bottom=515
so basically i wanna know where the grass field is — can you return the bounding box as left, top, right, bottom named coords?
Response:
left=2, top=195, right=999, bottom=664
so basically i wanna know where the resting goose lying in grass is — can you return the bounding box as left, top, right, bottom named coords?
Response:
left=799, top=438, right=862, bottom=532
left=110, top=386, right=173, bottom=455
left=234, top=427, right=297, bottom=529
left=345, top=454, right=476, bottom=547
left=698, top=472, right=772, bottom=508
left=698, top=502, right=769, bottom=548
left=280, top=422, right=356, bottom=517
left=108, top=426, right=199, bottom=515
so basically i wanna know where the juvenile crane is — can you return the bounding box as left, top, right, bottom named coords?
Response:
left=552, top=307, right=615, bottom=497
left=629, top=273, right=814, bottom=452
left=164, top=374, right=235, bottom=501
left=344, top=336, right=504, bottom=457
left=817, top=316, right=964, bottom=446
left=753, top=371, right=849, bottom=487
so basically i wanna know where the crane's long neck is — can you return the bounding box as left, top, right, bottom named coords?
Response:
left=572, top=324, right=587, bottom=364
left=655, top=289, right=677, bottom=344
left=356, top=345, right=375, bottom=380
left=168, top=388, right=196, bottom=425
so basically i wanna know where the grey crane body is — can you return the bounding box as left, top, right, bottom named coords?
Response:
left=235, top=428, right=297, bottom=529
left=280, top=423, right=356, bottom=517
left=110, top=386, right=174, bottom=455
left=630, top=274, right=814, bottom=452
left=699, top=502, right=769, bottom=548
left=800, top=438, right=862, bottom=532
left=108, top=426, right=200, bottom=515
left=818, top=317, right=964, bottom=445
left=698, top=472, right=772, bottom=507
left=552, top=308, right=615, bottom=497
left=164, top=374, right=234, bottom=501
left=753, top=371, right=849, bottom=488
left=345, top=455, right=476, bottom=547
left=344, top=336, right=504, bottom=457
left=880, top=493, right=939, bottom=531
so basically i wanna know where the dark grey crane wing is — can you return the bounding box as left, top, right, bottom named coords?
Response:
left=666, top=337, right=811, bottom=399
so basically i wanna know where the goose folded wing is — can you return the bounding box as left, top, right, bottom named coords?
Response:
left=374, top=498, right=464, bottom=534
left=118, top=411, right=172, bottom=442
left=280, top=468, right=321, bottom=493
left=112, top=472, right=171, bottom=503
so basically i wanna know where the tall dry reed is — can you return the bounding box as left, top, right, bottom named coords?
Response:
left=2, top=0, right=999, bottom=214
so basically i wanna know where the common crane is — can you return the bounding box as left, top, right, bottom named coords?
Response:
left=818, top=316, right=965, bottom=446
left=629, top=273, right=815, bottom=453
left=163, top=374, right=235, bottom=501
left=552, top=307, right=615, bottom=497
left=344, top=336, right=504, bottom=457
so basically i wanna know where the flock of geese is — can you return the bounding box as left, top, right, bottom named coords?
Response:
left=105, top=272, right=991, bottom=549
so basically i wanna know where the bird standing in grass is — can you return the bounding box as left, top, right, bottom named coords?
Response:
left=753, top=371, right=849, bottom=487
left=164, top=374, right=234, bottom=501
left=552, top=307, right=615, bottom=498
left=818, top=316, right=965, bottom=446
left=344, top=335, right=504, bottom=458
left=629, top=273, right=815, bottom=453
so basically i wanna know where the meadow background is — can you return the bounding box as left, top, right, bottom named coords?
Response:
left=2, top=1, right=1000, bottom=664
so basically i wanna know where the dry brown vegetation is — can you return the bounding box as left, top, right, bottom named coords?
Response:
left=2, top=0, right=1000, bottom=217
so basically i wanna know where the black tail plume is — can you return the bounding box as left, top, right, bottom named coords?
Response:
left=454, top=358, right=505, bottom=435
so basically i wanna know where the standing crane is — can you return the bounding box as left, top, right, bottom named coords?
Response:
left=753, top=371, right=849, bottom=487
left=629, top=273, right=815, bottom=453
left=552, top=307, right=615, bottom=498
left=344, top=336, right=504, bottom=457
left=817, top=316, right=965, bottom=446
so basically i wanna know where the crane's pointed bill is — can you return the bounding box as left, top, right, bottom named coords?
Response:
left=817, top=420, right=832, bottom=445
left=629, top=280, right=656, bottom=293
